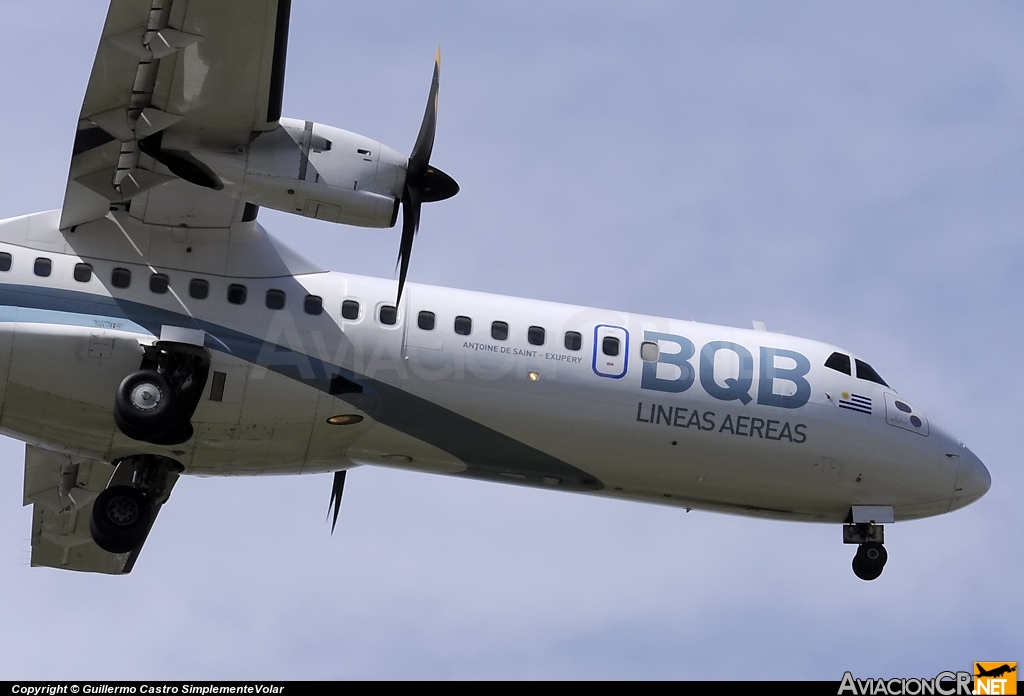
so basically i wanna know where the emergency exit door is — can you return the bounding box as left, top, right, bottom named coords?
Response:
left=593, top=324, right=629, bottom=378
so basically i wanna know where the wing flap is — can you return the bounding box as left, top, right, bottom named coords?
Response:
left=80, top=0, right=153, bottom=125
left=31, top=506, right=131, bottom=576
left=62, top=137, right=123, bottom=230
left=155, top=0, right=285, bottom=134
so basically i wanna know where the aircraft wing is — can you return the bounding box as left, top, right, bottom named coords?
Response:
left=61, top=0, right=291, bottom=231
left=23, top=445, right=177, bottom=575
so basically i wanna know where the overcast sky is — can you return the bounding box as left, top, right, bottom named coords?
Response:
left=0, top=0, right=1021, bottom=680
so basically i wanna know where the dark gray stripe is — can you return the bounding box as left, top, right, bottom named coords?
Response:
left=0, top=283, right=603, bottom=492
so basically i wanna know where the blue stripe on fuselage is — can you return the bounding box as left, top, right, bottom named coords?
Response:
left=1, top=305, right=150, bottom=335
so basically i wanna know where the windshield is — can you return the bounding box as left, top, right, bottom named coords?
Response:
left=824, top=352, right=890, bottom=388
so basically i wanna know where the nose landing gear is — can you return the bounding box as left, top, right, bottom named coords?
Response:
left=844, top=516, right=889, bottom=581
left=852, top=541, right=888, bottom=581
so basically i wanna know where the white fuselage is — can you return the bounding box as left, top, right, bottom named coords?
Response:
left=0, top=210, right=990, bottom=524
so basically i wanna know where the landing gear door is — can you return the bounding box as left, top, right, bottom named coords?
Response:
left=593, top=325, right=629, bottom=379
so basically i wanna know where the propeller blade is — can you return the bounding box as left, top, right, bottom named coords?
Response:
left=393, top=48, right=459, bottom=306
left=327, top=470, right=347, bottom=535
left=395, top=195, right=421, bottom=306
left=409, top=47, right=441, bottom=176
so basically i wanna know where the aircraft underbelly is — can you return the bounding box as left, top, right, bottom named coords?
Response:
left=0, top=320, right=333, bottom=474
left=0, top=321, right=13, bottom=418
left=383, top=358, right=956, bottom=522
left=0, top=322, right=141, bottom=458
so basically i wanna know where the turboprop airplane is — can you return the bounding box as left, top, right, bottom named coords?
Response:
left=1, top=0, right=990, bottom=581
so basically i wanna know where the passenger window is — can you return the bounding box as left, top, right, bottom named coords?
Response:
left=528, top=326, right=545, bottom=346
left=34, top=258, right=51, bottom=277
left=111, top=268, right=131, bottom=289
left=74, top=263, right=92, bottom=282
left=855, top=359, right=889, bottom=387
left=602, top=336, right=620, bottom=357
left=454, top=315, right=472, bottom=336
left=379, top=305, right=397, bottom=325
left=265, top=289, right=286, bottom=310
left=149, top=273, right=169, bottom=294
left=825, top=352, right=851, bottom=376
left=564, top=331, right=582, bottom=351
left=227, top=284, right=247, bottom=305
left=341, top=300, right=360, bottom=320
left=491, top=321, right=509, bottom=341
left=190, top=279, right=209, bottom=300
left=304, top=295, right=323, bottom=316
left=640, top=341, right=660, bottom=362
left=418, top=311, right=436, bottom=330
left=0, top=252, right=12, bottom=272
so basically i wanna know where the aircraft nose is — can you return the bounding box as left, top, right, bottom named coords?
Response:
left=951, top=446, right=991, bottom=510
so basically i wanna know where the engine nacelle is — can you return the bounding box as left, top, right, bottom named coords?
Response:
left=240, top=118, right=407, bottom=229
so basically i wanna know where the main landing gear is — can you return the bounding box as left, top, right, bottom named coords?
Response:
left=91, top=485, right=151, bottom=554
left=844, top=521, right=888, bottom=581
left=113, top=342, right=210, bottom=445
left=90, top=454, right=181, bottom=554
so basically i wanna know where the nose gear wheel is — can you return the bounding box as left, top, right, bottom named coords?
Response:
left=852, top=541, right=888, bottom=581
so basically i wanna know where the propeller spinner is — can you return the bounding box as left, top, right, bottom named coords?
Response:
left=395, top=49, right=460, bottom=305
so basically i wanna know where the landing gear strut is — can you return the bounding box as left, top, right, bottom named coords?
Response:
left=90, top=454, right=181, bottom=554
left=113, top=342, right=209, bottom=445
left=844, top=521, right=888, bottom=581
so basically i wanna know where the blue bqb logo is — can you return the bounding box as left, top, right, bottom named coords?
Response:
left=640, top=331, right=812, bottom=409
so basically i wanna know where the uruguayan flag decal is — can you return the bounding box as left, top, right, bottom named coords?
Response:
left=839, top=392, right=872, bottom=414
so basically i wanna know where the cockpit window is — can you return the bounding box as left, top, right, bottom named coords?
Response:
left=826, top=352, right=891, bottom=387
left=825, top=352, right=851, bottom=376
left=855, top=359, right=889, bottom=387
